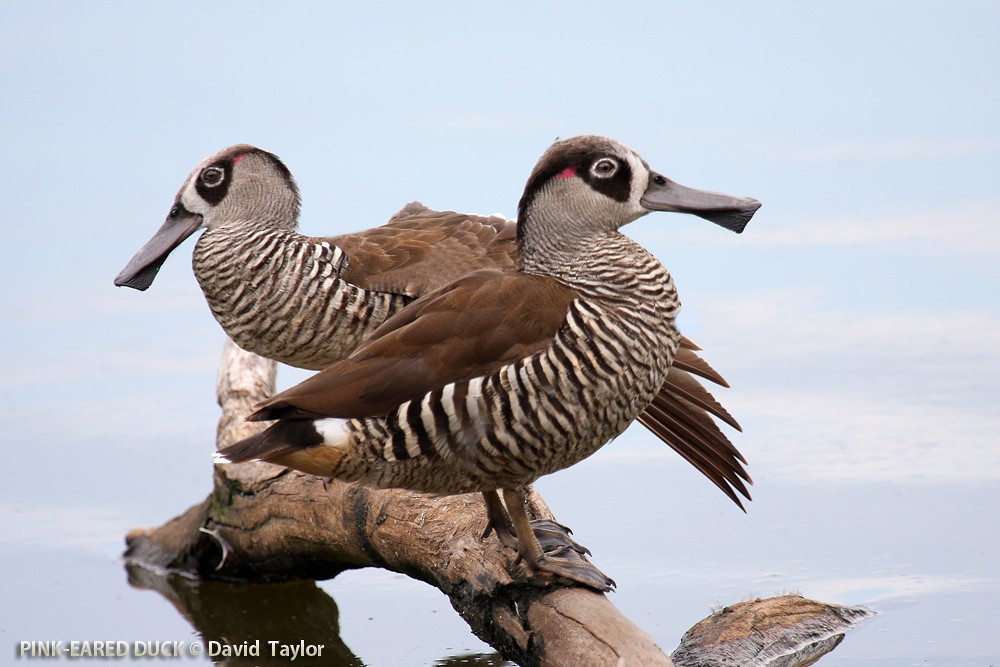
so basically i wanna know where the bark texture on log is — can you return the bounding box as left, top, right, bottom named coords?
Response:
left=124, top=340, right=870, bottom=667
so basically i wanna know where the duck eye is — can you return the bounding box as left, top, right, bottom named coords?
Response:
left=201, top=166, right=225, bottom=187
left=591, top=158, right=618, bottom=178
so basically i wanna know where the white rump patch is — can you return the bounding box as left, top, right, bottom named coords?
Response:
left=315, top=417, right=351, bottom=447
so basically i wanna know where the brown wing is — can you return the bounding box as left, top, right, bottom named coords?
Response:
left=250, top=268, right=577, bottom=420
left=328, top=202, right=518, bottom=296
left=638, top=339, right=752, bottom=509
left=278, top=199, right=751, bottom=505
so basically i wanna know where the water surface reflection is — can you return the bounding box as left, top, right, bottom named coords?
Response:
left=125, top=565, right=511, bottom=666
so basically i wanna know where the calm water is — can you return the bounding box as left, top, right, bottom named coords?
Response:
left=4, top=212, right=998, bottom=665
left=4, top=2, right=999, bottom=665
left=3, top=417, right=998, bottom=665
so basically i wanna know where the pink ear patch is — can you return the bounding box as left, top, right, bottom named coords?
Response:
left=556, top=166, right=576, bottom=179
left=233, top=154, right=246, bottom=165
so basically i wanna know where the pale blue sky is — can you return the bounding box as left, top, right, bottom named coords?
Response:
left=4, top=0, right=997, bottom=482
left=2, top=2, right=999, bottom=664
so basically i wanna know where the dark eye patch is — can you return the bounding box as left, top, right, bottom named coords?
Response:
left=581, top=156, right=631, bottom=202
left=195, top=159, right=233, bottom=205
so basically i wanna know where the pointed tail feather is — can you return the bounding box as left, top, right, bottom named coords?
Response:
left=637, top=351, right=752, bottom=509
left=215, top=419, right=345, bottom=479
left=674, top=338, right=731, bottom=388
left=637, top=396, right=752, bottom=509
left=664, top=366, right=741, bottom=431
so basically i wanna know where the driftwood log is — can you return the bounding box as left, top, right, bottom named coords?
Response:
left=124, top=340, right=871, bottom=666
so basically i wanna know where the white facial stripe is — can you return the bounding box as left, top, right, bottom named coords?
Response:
left=625, top=150, right=650, bottom=207
left=183, top=184, right=211, bottom=214
left=179, top=162, right=214, bottom=215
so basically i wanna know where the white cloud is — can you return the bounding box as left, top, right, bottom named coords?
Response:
left=702, top=291, right=1000, bottom=364
left=742, top=201, right=1000, bottom=254
left=789, top=138, right=1000, bottom=163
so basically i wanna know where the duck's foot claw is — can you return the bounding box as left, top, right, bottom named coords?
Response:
left=481, top=491, right=520, bottom=549
left=481, top=517, right=519, bottom=550
left=529, top=519, right=592, bottom=556
left=530, top=553, right=616, bottom=592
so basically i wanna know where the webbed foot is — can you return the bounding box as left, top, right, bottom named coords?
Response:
left=529, top=551, right=616, bottom=592
left=529, top=519, right=591, bottom=557
left=500, top=488, right=616, bottom=593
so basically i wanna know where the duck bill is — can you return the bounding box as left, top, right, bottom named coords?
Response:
left=113, top=205, right=203, bottom=291
left=640, top=172, right=761, bottom=234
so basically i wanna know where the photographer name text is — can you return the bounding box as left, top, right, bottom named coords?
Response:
left=18, top=639, right=324, bottom=660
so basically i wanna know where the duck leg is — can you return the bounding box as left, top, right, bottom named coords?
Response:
left=481, top=490, right=591, bottom=556
left=501, top=488, right=615, bottom=592
left=481, top=490, right=519, bottom=550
